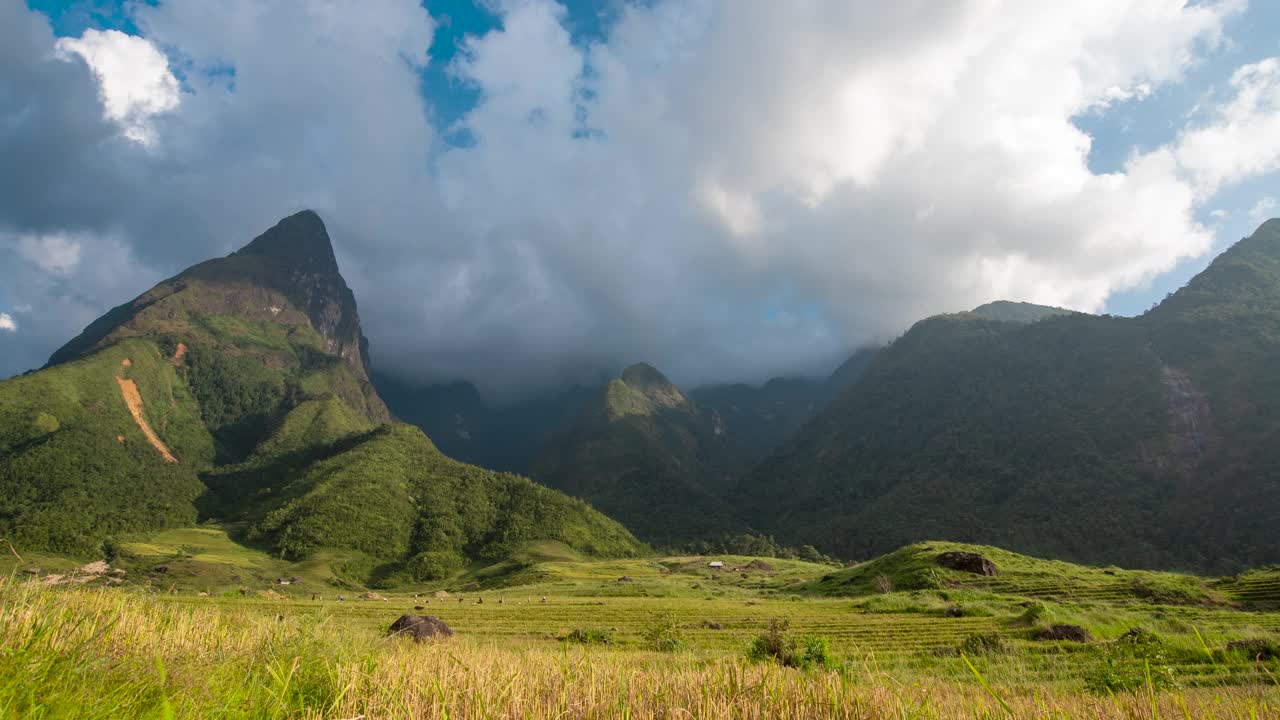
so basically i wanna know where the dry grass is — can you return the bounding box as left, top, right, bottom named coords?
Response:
left=3, top=575, right=1278, bottom=719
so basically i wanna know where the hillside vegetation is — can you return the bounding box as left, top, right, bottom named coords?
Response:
left=531, top=363, right=744, bottom=544
left=0, top=211, right=644, bottom=580
left=743, top=219, right=1280, bottom=572
left=0, top=339, right=209, bottom=555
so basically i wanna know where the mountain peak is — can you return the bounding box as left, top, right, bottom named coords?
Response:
left=45, top=211, right=384, bottom=422
left=601, top=362, right=687, bottom=416
left=971, top=301, right=1075, bottom=324
left=233, top=210, right=339, bottom=276
left=1152, top=217, right=1280, bottom=319
left=621, top=362, right=672, bottom=389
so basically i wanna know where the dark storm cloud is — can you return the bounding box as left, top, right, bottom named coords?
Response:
left=0, top=2, right=127, bottom=233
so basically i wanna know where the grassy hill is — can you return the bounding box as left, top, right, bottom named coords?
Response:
left=0, top=211, right=645, bottom=580
left=742, top=219, right=1280, bottom=573
left=805, top=541, right=1223, bottom=605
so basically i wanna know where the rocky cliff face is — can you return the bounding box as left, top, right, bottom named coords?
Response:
left=231, top=210, right=373, bottom=379
left=46, top=209, right=388, bottom=425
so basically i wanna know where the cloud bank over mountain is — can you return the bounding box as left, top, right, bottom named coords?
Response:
left=2, top=0, right=1278, bottom=396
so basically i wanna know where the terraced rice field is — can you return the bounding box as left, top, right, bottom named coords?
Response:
left=152, top=584, right=1280, bottom=691
left=1217, top=570, right=1280, bottom=609
left=6, top=534, right=1280, bottom=718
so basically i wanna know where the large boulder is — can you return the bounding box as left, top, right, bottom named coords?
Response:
left=388, top=614, right=453, bottom=642
left=936, top=551, right=998, bottom=576
left=1034, top=624, right=1093, bottom=643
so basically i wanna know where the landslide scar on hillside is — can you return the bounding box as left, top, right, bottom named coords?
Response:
left=115, top=374, right=178, bottom=463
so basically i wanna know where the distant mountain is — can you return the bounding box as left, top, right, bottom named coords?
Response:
left=0, top=211, right=643, bottom=575
left=529, top=363, right=743, bottom=544
left=522, top=353, right=879, bottom=545
left=690, top=348, right=880, bottom=465
left=376, top=353, right=878, bottom=477
left=370, top=372, right=594, bottom=473
left=740, top=219, right=1280, bottom=573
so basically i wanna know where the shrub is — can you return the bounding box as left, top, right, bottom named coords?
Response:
left=406, top=551, right=464, bottom=582
left=1224, top=638, right=1280, bottom=661
left=643, top=617, right=686, bottom=653
left=747, top=619, right=835, bottom=670
left=798, top=545, right=829, bottom=563
left=1083, top=627, right=1180, bottom=694
left=873, top=575, right=893, bottom=594
left=565, top=628, right=614, bottom=645
left=1117, top=627, right=1164, bottom=647
left=1018, top=602, right=1048, bottom=625
left=957, top=633, right=1004, bottom=656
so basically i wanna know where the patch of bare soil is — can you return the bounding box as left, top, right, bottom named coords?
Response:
left=115, top=376, right=177, bottom=463
left=171, top=342, right=187, bottom=364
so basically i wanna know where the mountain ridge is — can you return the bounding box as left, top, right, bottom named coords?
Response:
left=738, top=219, right=1280, bottom=572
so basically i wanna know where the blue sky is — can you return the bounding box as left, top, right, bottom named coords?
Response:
left=4, top=1, right=1280, bottom=391
left=1076, top=1, right=1280, bottom=314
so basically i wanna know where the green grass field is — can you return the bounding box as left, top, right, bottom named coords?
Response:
left=4, top=530, right=1280, bottom=718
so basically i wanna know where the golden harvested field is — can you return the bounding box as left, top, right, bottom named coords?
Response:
left=5, top=572, right=1280, bottom=719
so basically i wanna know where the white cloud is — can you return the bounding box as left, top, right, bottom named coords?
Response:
left=1251, top=196, right=1278, bottom=222
left=55, top=28, right=180, bottom=145
left=1175, top=58, right=1280, bottom=195
left=5, top=0, right=1280, bottom=393
left=430, top=0, right=1241, bottom=385
left=0, top=313, right=16, bottom=332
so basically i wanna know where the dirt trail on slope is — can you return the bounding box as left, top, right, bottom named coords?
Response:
left=115, top=375, right=177, bottom=463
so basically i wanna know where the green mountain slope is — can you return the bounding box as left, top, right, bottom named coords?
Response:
left=690, top=348, right=880, bottom=465
left=525, top=352, right=880, bottom=547
left=530, top=363, right=743, bottom=545
left=742, top=220, right=1280, bottom=573
left=373, top=349, right=878, bottom=479
left=0, top=211, right=643, bottom=573
left=0, top=339, right=209, bottom=554
left=241, top=423, right=642, bottom=580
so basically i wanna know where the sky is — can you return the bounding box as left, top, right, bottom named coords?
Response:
left=2, top=0, right=1279, bottom=398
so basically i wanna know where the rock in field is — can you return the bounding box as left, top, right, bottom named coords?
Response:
left=1034, top=624, right=1092, bottom=643
left=935, top=551, right=998, bottom=576
left=388, top=614, right=454, bottom=642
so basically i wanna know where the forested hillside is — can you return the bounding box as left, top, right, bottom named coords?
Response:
left=741, top=219, right=1280, bottom=573
left=0, top=212, right=643, bottom=575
